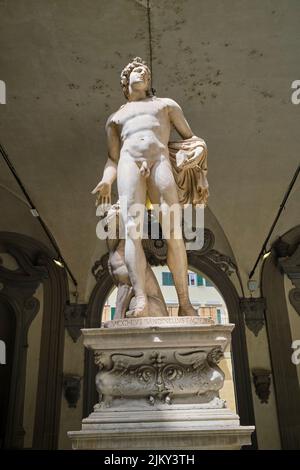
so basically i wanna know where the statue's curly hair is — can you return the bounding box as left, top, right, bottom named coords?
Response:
left=120, top=57, right=152, bottom=99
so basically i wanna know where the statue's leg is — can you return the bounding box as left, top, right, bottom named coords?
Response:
left=147, top=159, right=197, bottom=316
left=114, top=284, right=134, bottom=319
left=145, top=264, right=169, bottom=316
left=117, top=155, right=148, bottom=317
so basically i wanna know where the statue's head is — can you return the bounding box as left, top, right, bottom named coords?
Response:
left=120, top=57, right=151, bottom=99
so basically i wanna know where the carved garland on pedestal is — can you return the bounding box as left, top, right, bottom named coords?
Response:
left=93, top=346, right=225, bottom=408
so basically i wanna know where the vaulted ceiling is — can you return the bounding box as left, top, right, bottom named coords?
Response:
left=0, top=0, right=299, bottom=300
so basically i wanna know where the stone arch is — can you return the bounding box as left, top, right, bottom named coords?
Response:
left=187, top=251, right=255, bottom=431
left=0, top=232, right=69, bottom=449
left=261, top=225, right=300, bottom=449
left=83, top=230, right=255, bottom=445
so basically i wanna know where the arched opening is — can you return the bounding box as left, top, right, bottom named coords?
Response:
left=0, top=298, right=16, bottom=448
left=101, top=265, right=237, bottom=413
left=0, top=232, right=69, bottom=449
left=102, top=266, right=229, bottom=323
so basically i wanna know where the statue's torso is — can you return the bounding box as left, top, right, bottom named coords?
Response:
left=112, top=97, right=171, bottom=161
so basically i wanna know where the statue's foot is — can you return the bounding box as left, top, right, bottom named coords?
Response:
left=178, top=304, right=198, bottom=317
left=127, top=306, right=149, bottom=318
left=126, top=296, right=149, bottom=318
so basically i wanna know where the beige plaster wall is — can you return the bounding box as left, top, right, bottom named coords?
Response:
left=245, top=321, right=281, bottom=449
left=219, top=352, right=236, bottom=413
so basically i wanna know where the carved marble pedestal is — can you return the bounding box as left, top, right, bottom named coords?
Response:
left=68, top=317, right=254, bottom=450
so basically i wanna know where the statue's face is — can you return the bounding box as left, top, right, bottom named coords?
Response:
left=129, top=65, right=150, bottom=93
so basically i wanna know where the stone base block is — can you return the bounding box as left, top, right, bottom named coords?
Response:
left=69, top=405, right=253, bottom=450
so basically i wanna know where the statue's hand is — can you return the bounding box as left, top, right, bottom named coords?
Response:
left=91, top=181, right=111, bottom=207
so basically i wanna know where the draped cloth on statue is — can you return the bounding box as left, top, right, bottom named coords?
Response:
left=168, top=137, right=209, bottom=206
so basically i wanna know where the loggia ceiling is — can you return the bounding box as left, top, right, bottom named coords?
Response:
left=0, top=0, right=299, bottom=299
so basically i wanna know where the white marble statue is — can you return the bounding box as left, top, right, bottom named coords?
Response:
left=92, top=57, right=208, bottom=318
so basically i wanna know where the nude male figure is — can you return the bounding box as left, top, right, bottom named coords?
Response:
left=92, top=57, right=204, bottom=317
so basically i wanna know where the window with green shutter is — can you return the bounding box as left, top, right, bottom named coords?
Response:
left=197, top=274, right=204, bottom=286
left=162, top=272, right=174, bottom=286
left=111, top=306, right=116, bottom=320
